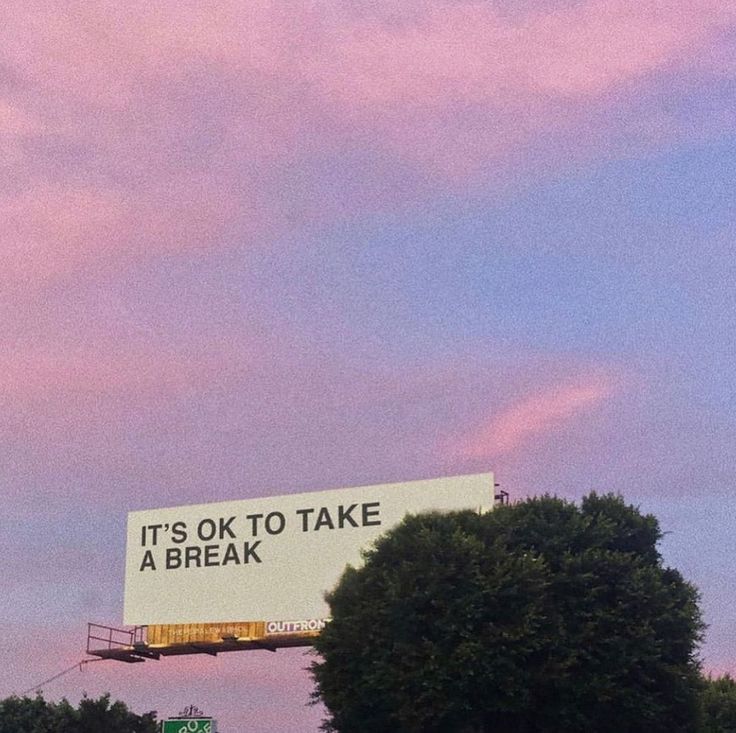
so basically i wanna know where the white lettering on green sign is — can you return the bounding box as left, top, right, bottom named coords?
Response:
left=162, top=720, right=214, bottom=733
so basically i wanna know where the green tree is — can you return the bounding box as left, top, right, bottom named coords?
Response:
left=700, top=675, right=736, bottom=732
left=0, top=693, right=157, bottom=733
left=312, top=493, right=704, bottom=733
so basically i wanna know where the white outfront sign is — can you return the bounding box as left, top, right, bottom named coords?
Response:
left=124, top=472, right=494, bottom=625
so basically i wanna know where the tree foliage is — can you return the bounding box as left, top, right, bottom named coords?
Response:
left=700, top=675, right=736, bottom=732
left=312, top=493, right=704, bottom=733
left=0, top=693, right=157, bottom=733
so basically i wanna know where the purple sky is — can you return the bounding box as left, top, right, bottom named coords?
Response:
left=2, top=2, right=736, bottom=730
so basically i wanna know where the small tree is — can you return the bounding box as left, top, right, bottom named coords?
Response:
left=700, top=675, right=736, bottom=732
left=312, top=493, right=704, bottom=733
left=0, top=693, right=157, bottom=733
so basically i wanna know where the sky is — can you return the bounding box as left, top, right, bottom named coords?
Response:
left=1, top=1, right=735, bottom=730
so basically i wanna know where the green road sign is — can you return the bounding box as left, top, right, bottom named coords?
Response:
left=162, top=720, right=215, bottom=733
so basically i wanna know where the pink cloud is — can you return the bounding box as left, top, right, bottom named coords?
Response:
left=0, top=330, right=257, bottom=406
left=1, top=0, right=734, bottom=290
left=0, top=98, right=41, bottom=135
left=0, top=329, right=258, bottom=514
left=458, top=376, right=615, bottom=459
left=0, top=179, right=241, bottom=295
left=22, top=0, right=730, bottom=104
left=1, top=342, right=187, bottom=400
left=302, top=0, right=736, bottom=176
left=313, top=3, right=691, bottom=106
left=4, top=1, right=733, bottom=162
left=0, top=186, right=126, bottom=291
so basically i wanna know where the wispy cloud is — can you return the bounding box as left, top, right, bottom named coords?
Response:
left=457, top=376, right=615, bottom=458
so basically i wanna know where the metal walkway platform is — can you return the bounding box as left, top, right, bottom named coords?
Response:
left=87, top=621, right=319, bottom=663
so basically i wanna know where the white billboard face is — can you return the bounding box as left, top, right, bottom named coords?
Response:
left=124, top=473, right=494, bottom=625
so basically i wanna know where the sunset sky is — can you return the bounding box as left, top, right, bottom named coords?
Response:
left=2, top=1, right=736, bottom=730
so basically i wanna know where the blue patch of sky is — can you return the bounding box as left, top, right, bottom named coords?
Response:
left=264, top=140, right=733, bottom=355
left=119, top=137, right=735, bottom=407
left=639, top=491, right=736, bottom=667
left=290, top=139, right=735, bottom=395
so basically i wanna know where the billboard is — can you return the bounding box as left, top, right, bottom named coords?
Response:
left=124, top=472, right=494, bottom=625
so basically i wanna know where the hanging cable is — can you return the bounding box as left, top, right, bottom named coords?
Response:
left=20, top=658, right=107, bottom=696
